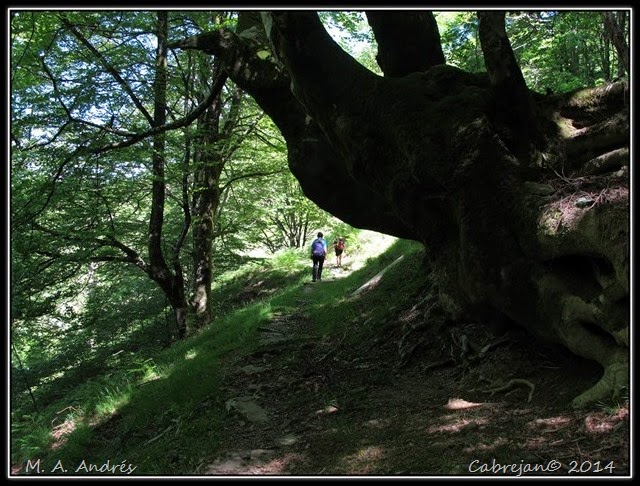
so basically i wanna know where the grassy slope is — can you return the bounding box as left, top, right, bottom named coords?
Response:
left=11, top=231, right=426, bottom=476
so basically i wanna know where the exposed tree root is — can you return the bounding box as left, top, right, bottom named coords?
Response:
left=570, top=361, right=628, bottom=409
left=477, top=335, right=511, bottom=358
left=422, top=358, right=456, bottom=372
left=482, top=378, right=536, bottom=403
left=316, top=330, right=348, bottom=364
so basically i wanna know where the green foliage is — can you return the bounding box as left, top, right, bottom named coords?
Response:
left=435, top=10, right=627, bottom=93
left=11, top=10, right=625, bottom=377
left=319, top=11, right=373, bottom=46
left=237, top=170, right=333, bottom=253
left=10, top=10, right=338, bottom=410
left=11, top=288, right=264, bottom=471
left=595, top=385, right=629, bottom=415
left=11, top=412, right=53, bottom=462
left=11, top=230, right=424, bottom=474
left=210, top=246, right=309, bottom=317
left=318, top=11, right=381, bottom=74
left=436, top=11, right=483, bottom=73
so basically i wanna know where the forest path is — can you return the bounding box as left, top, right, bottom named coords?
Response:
left=200, top=256, right=629, bottom=476
left=202, top=260, right=356, bottom=474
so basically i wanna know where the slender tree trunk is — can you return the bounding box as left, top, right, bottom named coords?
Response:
left=147, top=11, right=189, bottom=338
left=603, top=12, right=629, bottom=77
left=191, top=106, right=224, bottom=327
left=190, top=59, right=242, bottom=328
left=601, top=34, right=611, bottom=81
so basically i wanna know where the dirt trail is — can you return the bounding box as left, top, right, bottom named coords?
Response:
left=202, top=260, right=629, bottom=477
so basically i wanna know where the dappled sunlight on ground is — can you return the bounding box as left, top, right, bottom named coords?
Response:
left=189, top=233, right=629, bottom=477
left=528, top=415, right=573, bottom=432
left=426, top=417, right=473, bottom=434
left=583, top=405, right=628, bottom=434
left=205, top=450, right=304, bottom=475
left=50, top=417, right=78, bottom=450
left=339, top=445, right=386, bottom=475
left=463, top=437, right=510, bottom=454
left=443, top=397, right=485, bottom=410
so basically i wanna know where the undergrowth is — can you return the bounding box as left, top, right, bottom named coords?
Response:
left=11, top=231, right=426, bottom=476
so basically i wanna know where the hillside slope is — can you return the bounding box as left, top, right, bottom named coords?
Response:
left=11, top=231, right=629, bottom=477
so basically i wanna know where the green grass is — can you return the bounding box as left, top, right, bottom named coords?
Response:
left=305, top=238, right=425, bottom=340
left=595, top=385, right=629, bottom=415
left=11, top=230, right=427, bottom=476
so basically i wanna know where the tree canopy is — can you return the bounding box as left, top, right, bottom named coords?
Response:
left=10, top=9, right=341, bottom=405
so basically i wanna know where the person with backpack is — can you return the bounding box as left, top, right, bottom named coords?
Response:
left=310, top=232, right=327, bottom=282
left=333, top=237, right=346, bottom=267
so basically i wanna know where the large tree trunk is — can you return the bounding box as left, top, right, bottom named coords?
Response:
left=170, top=11, right=629, bottom=407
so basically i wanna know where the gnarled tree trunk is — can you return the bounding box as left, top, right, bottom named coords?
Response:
left=170, top=10, right=629, bottom=407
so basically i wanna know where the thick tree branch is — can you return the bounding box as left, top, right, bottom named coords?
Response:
left=103, top=238, right=147, bottom=270
left=168, top=15, right=419, bottom=238
left=478, top=11, right=537, bottom=162
left=264, top=11, right=377, bottom=115
left=168, top=10, right=629, bottom=407
left=366, top=11, right=445, bottom=77
left=169, top=28, right=288, bottom=92
left=478, top=11, right=527, bottom=91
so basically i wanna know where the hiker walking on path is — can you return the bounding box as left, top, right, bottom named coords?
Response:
left=310, top=232, right=327, bottom=282
left=333, top=237, right=346, bottom=267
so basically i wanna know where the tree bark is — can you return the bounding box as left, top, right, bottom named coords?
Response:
left=365, top=11, right=445, bottom=77
left=170, top=19, right=413, bottom=238
left=603, top=11, right=629, bottom=76
left=477, top=11, right=539, bottom=163
left=191, top=147, right=220, bottom=326
left=190, top=68, right=228, bottom=328
left=148, top=11, right=189, bottom=339
left=190, top=34, right=248, bottom=328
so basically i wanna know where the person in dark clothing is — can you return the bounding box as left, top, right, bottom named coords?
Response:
left=310, top=232, right=327, bottom=282
left=333, top=237, right=345, bottom=267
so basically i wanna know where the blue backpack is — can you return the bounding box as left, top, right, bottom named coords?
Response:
left=311, top=239, right=325, bottom=256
